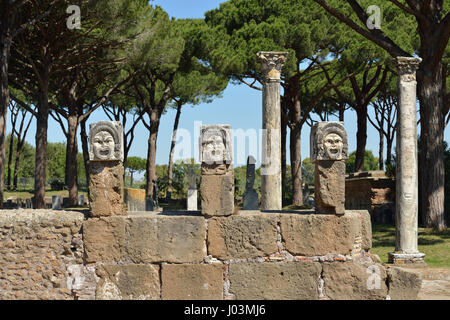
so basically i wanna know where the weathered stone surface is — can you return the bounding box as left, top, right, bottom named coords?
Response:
left=96, top=264, right=160, bottom=300
left=89, top=121, right=123, bottom=161
left=83, top=216, right=126, bottom=263
left=387, top=267, right=422, bottom=300
left=208, top=214, right=278, bottom=259
left=200, top=174, right=234, bottom=216
left=229, top=262, right=321, bottom=300
left=322, top=262, right=388, bottom=300
left=314, top=160, right=345, bottom=214
left=127, top=214, right=206, bottom=263
left=89, top=161, right=125, bottom=217
left=243, top=189, right=258, bottom=210
left=258, top=52, right=286, bottom=211
left=280, top=211, right=371, bottom=256
left=310, top=121, right=348, bottom=162
left=124, top=188, right=145, bottom=212
left=187, top=189, right=198, bottom=211
left=0, top=210, right=84, bottom=300
left=161, top=264, right=223, bottom=300
left=392, top=57, right=424, bottom=262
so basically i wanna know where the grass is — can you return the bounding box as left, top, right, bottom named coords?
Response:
left=371, top=223, right=450, bottom=268
left=4, top=189, right=88, bottom=199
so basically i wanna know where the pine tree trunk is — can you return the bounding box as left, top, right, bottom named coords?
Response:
left=35, top=88, right=49, bottom=209
left=13, top=140, right=23, bottom=191
left=80, top=119, right=90, bottom=195
left=66, top=115, right=79, bottom=206
left=145, top=110, right=161, bottom=199
left=287, top=77, right=303, bottom=206
left=7, top=133, right=14, bottom=190
left=167, top=103, right=182, bottom=196
left=378, top=129, right=384, bottom=171
left=0, top=27, right=11, bottom=208
left=418, top=58, right=446, bottom=230
left=281, top=103, right=287, bottom=202
left=355, top=107, right=368, bottom=172
left=386, top=137, right=393, bottom=166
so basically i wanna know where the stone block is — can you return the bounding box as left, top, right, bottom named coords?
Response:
left=200, top=174, right=234, bottom=216
left=83, top=216, right=126, bottom=263
left=96, top=264, right=160, bottom=300
left=322, top=262, right=388, bottom=300
left=187, top=189, right=198, bottom=211
left=127, top=214, right=206, bottom=263
left=207, top=214, right=278, bottom=259
left=314, top=160, right=346, bottom=214
left=89, top=161, right=125, bottom=217
left=161, top=264, right=223, bottom=300
left=228, top=262, right=321, bottom=300
left=280, top=211, right=370, bottom=256
left=386, top=267, right=422, bottom=300
left=124, top=188, right=146, bottom=212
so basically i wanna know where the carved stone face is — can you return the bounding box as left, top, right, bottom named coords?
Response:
left=203, top=133, right=226, bottom=164
left=323, top=133, right=344, bottom=160
left=89, top=121, right=124, bottom=162
left=93, top=131, right=115, bottom=160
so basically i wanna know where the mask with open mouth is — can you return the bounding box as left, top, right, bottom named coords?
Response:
left=93, top=131, right=115, bottom=160
left=324, top=133, right=344, bottom=160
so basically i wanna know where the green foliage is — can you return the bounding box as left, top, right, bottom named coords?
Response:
left=49, top=179, right=65, bottom=191
left=346, top=150, right=379, bottom=173
left=151, top=159, right=201, bottom=199
left=126, top=156, right=146, bottom=173
left=5, top=134, right=35, bottom=179
left=302, top=158, right=314, bottom=185
left=46, top=142, right=66, bottom=180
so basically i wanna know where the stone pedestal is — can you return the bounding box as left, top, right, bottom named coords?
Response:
left=124, top=188, right=146, bottom=212
left=315, top=161, right=346, bottom=214
left=388, top=57, right=425, bottom=265
left=89, top=161, right=125, bottom=217
left=199, top=125, right=234, bottom=217
left=187, top=189, right=198, bottom=211
left=310, top=122, right=348, bottom=215
left=88, top=121, right=125, bottom=217
left=257, top=52, right=287, bottom=211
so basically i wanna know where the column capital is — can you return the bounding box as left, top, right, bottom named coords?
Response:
left=395, top=56, right=422, bottom=82
left=257, top=51, right=288, bottom=82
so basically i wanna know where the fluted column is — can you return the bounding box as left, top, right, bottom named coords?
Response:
left=257, top=51, right=287, bottom=210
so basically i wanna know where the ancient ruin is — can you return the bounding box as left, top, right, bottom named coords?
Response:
left=388, top=57, right=425, bottom=266
left=187, top=168, right=198, bottom=211
left=199, top=124, right=234, bottom=216
left=311, top=121, right=348, bottom=215
left=258, top=51, right=287, bottom=211
left=88, top=121, right=125, bottom=217
left=243, top=156, right=258, bottom=210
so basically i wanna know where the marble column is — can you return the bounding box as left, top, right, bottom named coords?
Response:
left=388, top=57, right=425, bottom=265
left=257, top=51, right=287, bottom=210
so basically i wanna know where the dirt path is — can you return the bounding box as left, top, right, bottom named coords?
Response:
left=401, top=267, right=450, bottom=300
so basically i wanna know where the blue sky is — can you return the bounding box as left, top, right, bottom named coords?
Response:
left=14, top=0, right=450, bottom=171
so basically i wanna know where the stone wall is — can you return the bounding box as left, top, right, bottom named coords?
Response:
left=0, top=210, right=87, bottom=299
left=0, top=209, right=421, bottom=300
left=82, top=210, right=420, bottom=300
left=346, top=171, right=395, bottom=224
